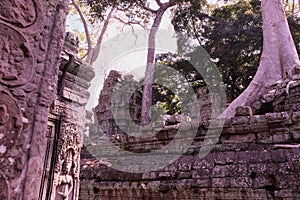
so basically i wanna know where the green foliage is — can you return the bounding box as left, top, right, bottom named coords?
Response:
left=83, top=0, right=153, bottom=25
left=288, top=15, right=300, bottom=54
left=172, top=0, right=300, bottom=100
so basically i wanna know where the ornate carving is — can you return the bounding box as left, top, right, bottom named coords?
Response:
left=0, top=23, right=33, bottom=87
left=0, top=88, right=23, bottom=197
left=0, top=0, right=37, bottom=27
left=54, top=123, right=81, bottom=200
left=56, top=149, right=75, bottom=200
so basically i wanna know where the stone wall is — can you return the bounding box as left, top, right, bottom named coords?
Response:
left=93, top=71, right=142, bottom=138
left=38, top=33, right=95, bottom=200
left=80, top=72, right=300, bottom=199
left=80, top=110, right=300, bottom=199
left=93, top=70, right=221, bottom=139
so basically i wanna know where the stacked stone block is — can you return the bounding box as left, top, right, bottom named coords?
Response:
left=80, top=72, right=300, bottom=199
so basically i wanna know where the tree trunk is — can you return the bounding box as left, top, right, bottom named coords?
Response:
left=140, top=10, right=165, bottom=125
left=224, top=0, right=300, bottom=117
left=292, top=0, right=295, bottom=14
left=139, top=0, right=177, bottom=125
left=87, top=7, right=115, bottom=64
left=71, top=0, right=93, bottom=57
left=0, top=0, right=68, bottom=199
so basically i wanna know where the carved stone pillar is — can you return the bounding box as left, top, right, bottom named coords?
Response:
left=0, top=0, right=69, bottom=199
left=38, top=32, right=95, bottom=200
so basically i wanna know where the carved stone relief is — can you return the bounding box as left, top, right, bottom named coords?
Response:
left=0, top=88, right=23, bottom=199
left=53, top=123, right=81, bottom=200
left=0, top=0, right=37, bottom=28
left=0, top=0, right=69, bottom=199
left=0, top=23, right=33, bottom=87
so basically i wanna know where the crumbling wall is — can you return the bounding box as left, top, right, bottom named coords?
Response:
left=80, top=109, right=300, bottom=199
left=80, top=72, right=300, bottom=199
left=93, top=70, right=219, bottom=138
left=94, top=71, right=142, bottom=138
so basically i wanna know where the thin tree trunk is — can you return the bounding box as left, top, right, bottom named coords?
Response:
left=224, top=0, right=300, bottom=117
left=292, top=0, right=295, bottom=14
left=140, top=10, right=165, bottom=125
left=71, top=0, right=92, bottom=56
left=87, top=7, right=115, bottom=64
left=140, top=0, right=177, bottom=124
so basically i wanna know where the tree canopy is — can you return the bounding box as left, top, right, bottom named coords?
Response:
left=172, top=0, right=300, bottom=100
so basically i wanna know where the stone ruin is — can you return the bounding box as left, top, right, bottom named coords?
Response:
left=0, top=1, right=299, bottom=200
left=80, top=70, right=300, bottom=199
left=0, top=1, right=79, bottom=199
left=38, top=33, right=94, bottom=200
left=0, top=1, right=96, bottom=198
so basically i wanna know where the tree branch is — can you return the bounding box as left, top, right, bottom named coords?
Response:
left=71, top=0, right=92, bottom=55
left=87, top=7, right=115, bottom=64
left=114, top=16, right=147, bottom=29
left=159, top=0, right=178, bottom=11
left=155, top=0, right=163, bottom=7
left=137, top=0, right=157, bottom=13
left=96, top=7, right=114, bottom=46
left=165, top=0, right=178, bottom=8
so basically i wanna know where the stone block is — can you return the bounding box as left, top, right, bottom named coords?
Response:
left=272, top=132, right=291, bottom=143
left=192, top=168, right=211, bottom=179
left=250, top=123, right=269, bottom=133
left=142, top=172, right=158, bottom=180
left=211, top=177, right=230, bottom=187
left=230, top=177, right=251, bottom=187
left=212, top=165, right=236, bottom=178
left=256, top=132, right=273, bottom=143
left=290, top=127, right=300, bottom=141
left=235, top=164, right=250, bottom=177
left=275, top=189, right=298, bottom=199
left=250, top=115, right=267, bottom=124
left=177, top=157, right=193, bottom=172
left=221, top=127, right=235, bottom=134
left=215, top=151, right=236, bottom=165
left=221, top=133, right=256, bottom=143
left=234, top=124, right=251, bottom=134
left=192, top=159, right=213, bottom=170
left=236, top=151, right=254, bottom=164
left=271, top=150, right=288, bottom=163
left=195, top=179, right=211, bottom=188
left=231, top=116, right=250, bottom=125
left=234, top=106, right=253, bottom=117
left=177, top=171, right=192, bottom=179
left=158, top=172, right=176, bottom=178
left=265, top=112, right=284, bottom=123
left=292, top=111, right=300, bottom=122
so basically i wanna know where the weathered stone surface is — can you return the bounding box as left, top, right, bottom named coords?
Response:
left=80, top=70, right=300, bottom=199
left=234, top=106, right=253, bottom=117
left=0, top=0, right=69, bottom=199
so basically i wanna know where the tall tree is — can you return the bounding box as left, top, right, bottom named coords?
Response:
left=224, top=0, right=300, bottom=117
left=70, top=0, right=115, bottom=64
left=140, top=0, right=178, bottom=125
left=173, top=0, right=300, bottom=100
left=70, top=0, right=150, bottom=64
